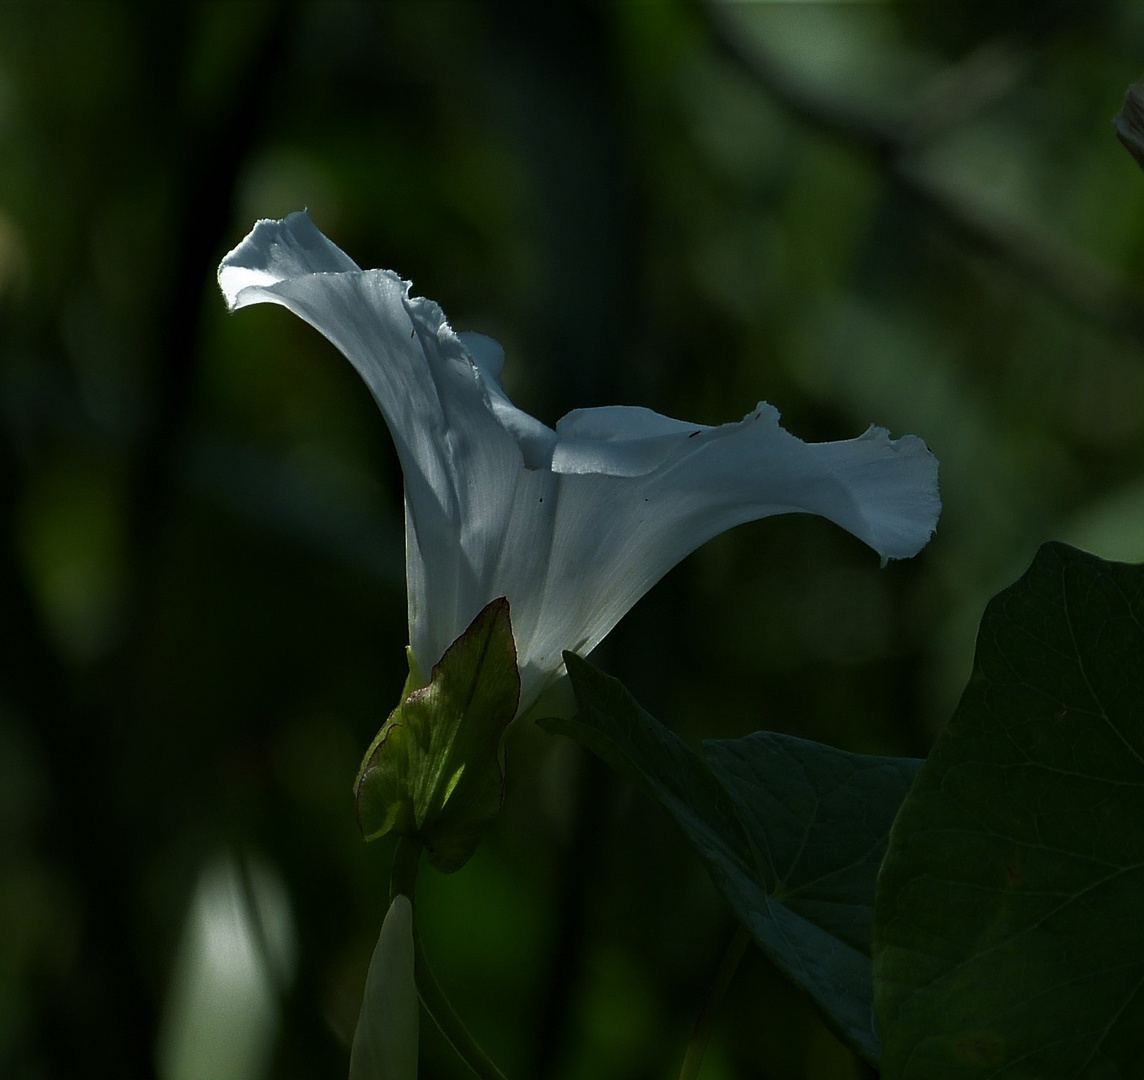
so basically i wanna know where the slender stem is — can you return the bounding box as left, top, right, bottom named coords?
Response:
left=388, top=837, right=509, bottom=1080
left=412, top=923, right=509, bottom=1080
left=389, top=835, right=423, bottom=903
left=679, top=924, right=751, bottom=1080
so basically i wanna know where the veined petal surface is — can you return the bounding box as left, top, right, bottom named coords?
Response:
left=220, top=212, right=940, bottom=713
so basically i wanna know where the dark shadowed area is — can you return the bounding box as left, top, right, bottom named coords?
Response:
left=3, top=2, right=1144, bottom=1078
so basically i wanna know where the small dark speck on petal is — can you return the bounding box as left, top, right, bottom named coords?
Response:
left=411, top=329, right=416, bottom=339
left=688, top=430, right=699, bottom=438
left=538, top=497, right=543, bottom=503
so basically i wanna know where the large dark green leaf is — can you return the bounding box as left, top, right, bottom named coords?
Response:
left=545, top=653, right=920, bottom=1065
left=874, top=543, right=1144, bottom=1078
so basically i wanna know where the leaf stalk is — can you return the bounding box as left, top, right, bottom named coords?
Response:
left=389, top=837, right=509, bottom=1080
left=679, top=924, right=751, bottom=1080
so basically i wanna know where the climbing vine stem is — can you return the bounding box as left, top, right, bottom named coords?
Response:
left=679, top=923, right=752, bottom=1080
left=389, top=836, right=509, bottom=1080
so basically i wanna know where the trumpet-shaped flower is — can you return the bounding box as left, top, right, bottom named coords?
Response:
left=221, top=212, right=939, bottom=872
left=219, top=212, right=940, bottom=719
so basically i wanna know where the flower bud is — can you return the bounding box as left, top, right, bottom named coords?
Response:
left=350, top=895, right=418, bottom=1080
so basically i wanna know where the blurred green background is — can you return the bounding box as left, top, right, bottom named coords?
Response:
left=4, top=2, right=1144, bottom=1078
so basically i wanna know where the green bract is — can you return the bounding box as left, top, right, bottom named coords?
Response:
left=354, top=598, right=520, bottom=873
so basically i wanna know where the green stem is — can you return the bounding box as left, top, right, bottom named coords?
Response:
left=388, top=837, right=509, bottom=1080
left=679, top=924, right=751, bottom=1080
left=413, top=924, right=509, bottom=1080
left=389, top=835, right=423, bottom=903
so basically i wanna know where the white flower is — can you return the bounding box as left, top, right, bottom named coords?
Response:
left=219, top=212, right=939, bottom=716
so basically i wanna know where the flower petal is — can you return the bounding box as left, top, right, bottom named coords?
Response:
left=220, top=213, right=940, bottom=714
left=220, top=212, right=526, bottom=693
left=472, top=404, right=938, bottom=707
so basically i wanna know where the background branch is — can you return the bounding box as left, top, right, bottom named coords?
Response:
left=702, top=0, right=1144, bottom=346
